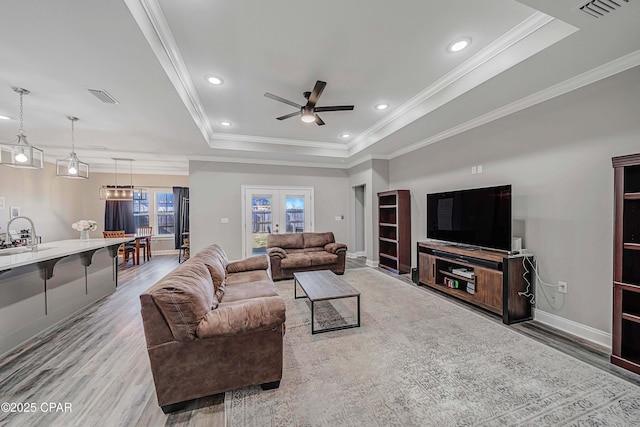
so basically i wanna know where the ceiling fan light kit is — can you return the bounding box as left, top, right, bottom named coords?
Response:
left=265, top=80, right=354, bottom=126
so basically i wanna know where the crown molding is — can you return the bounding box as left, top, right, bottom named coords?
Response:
left=187, top=155, right=350, bottom=169
left=389, top=48, right=640, bottom=160
left=210, top=133, right=348, bottom=150
left=124, top=0, right=214, bottom=142
left=347, top=11, right=557, bottom=154
left=187, top=152, right=392, bottom=170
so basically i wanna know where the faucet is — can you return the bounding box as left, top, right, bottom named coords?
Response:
left=6, top=216, right=38, bottom=252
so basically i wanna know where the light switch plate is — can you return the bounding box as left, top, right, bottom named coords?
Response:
left=221, top=218, right=229, bottom=223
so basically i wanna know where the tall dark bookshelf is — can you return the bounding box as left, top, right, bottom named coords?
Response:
left=612, top=153, right=640, bottom=375
left=378, top=190, right=411, bottom=274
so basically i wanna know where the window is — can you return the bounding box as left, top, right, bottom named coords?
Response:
left=132, top=189, right=175, bottom=236
left=156, top=192, right=174, bottom=235
left=133, top=190, right=149, bottom=229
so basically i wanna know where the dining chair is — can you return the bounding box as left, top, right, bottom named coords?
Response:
left=103, top=230, right=135, bottom=269
left=136, top=226, right=153, bottom=262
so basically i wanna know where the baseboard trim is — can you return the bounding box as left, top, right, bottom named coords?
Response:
left=347, top=251, right=367, bottom=259
left=534, top=308, right=611, bottom=350
left=365, top=259, right=379, bottom=268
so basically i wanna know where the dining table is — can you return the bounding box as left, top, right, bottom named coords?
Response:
left=124, top=233, right=151, bottom=265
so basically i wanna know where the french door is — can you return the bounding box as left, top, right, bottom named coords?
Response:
left=242, top=186, right=314, bottom=258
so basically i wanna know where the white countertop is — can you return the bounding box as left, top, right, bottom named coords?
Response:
left=0, top=238, right=133, bottom=272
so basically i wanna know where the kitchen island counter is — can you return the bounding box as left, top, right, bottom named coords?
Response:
left=0, top=237, right=134, bottom=356
left=0, top=237, right=132, bottom=272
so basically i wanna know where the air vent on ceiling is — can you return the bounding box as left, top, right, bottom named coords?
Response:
left=580, top=0, right=629, bottom=18
left=87, top=88, right=119, bottom=104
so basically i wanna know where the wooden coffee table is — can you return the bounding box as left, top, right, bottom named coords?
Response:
left=293, top=270, right=361, bottom=334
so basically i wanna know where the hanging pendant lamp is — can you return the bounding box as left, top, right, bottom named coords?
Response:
left=0, top=87, right=44, bottom=169
left=56, top=116, right=89, bottom=179
left=99, top=158, right=137, bottom=200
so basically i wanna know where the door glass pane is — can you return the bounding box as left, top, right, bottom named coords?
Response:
left=252, top=196, right=272, bottom=254
left=286, top=197, right=305, bottom=233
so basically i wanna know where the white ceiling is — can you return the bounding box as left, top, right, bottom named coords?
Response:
left=0, top=0, right=638, bottom=175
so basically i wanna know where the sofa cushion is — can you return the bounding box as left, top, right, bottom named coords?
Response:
left=149, top=261, right=215, bottom=341
left=190, top=245, right=228, bottom=301
left=303, top=231, right=335, bottom=248
left=285, top=248, right=305, bottom=254
left=227, top=254, right=268, bottom=273
left=280, top=253, right=311, bottom=269
left=226, top=269, right=271, bottom=286
left=222, top=279, right=279, bottom=302
left=307, top=251, right=339, bottom=266
left=267, top=232, right=303, bottom=249
left=196, top=296, right=286, bottom=338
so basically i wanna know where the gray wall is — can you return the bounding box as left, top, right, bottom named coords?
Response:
left=347, top=159, right=390, bottom=263
left=388, top=66, right=640, bottom=334
left=189, top=160, right=350, bottom=259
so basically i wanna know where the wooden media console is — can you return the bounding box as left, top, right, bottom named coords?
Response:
left=417, top=241, right=533, bottom=324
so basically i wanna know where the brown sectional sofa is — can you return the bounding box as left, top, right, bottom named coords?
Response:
left=140, top=244, right=286, bottom=413
left=267, top=232, right=347, bottom=280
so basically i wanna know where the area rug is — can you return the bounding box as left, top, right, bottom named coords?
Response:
left=225, top=268, right=640, bottom=426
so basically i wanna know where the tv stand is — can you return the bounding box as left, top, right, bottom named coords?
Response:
left=418, top=241, right=533, bottom=324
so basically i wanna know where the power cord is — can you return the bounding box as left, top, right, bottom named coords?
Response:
left=517, top=254, right=564, bottom=306
left=519, top=256, right=535, bottom=305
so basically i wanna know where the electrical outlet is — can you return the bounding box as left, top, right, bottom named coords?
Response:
left=558, top=281, right=568, bottom=294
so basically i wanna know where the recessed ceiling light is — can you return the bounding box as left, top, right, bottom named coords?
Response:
left=0, top=115, right=11, bottom=120
left=448, top=38, right=471, bottom=52
left=220, top=121, right=231, bottom=126
left=340, top=133, right=351, bottom=138
left=375, top=104, right=389, bottom=110
left=206, top=76, right=223, bottom=85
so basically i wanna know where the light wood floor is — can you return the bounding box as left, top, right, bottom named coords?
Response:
left=2, top=255, right=638, bottom=427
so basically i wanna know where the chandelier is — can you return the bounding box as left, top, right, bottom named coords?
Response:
left=0, top=87, right=44, bottom=169
left=56, top=116, right=89, bottom=179
left=99, top=158, right=146, bottom=200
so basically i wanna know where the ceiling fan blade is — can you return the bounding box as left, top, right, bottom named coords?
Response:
left=276, top=111, right=301, bottom=121
left=306, top=80, right=326, bottom=108
left=315, top=114, right=325, bottom=126
left=264, top=92, right=302, bottom=109
left=314, top=105, right=355, bottom=112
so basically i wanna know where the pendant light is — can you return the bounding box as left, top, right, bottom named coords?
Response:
left=56, top=116, right=89, bottom=179
left=0, top=87, right=44, bottom=169
left=100, top=157, right=146, bottom=200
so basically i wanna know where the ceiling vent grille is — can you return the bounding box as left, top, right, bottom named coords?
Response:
left=580, top=0, right=629, bottom=18
left=87, top=88, right=119, bottom=104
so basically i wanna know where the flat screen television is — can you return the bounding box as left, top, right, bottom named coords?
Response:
left=426, top=184, right=512, bottom=251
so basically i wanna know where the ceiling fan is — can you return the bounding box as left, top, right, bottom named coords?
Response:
left=264, top=80, right=354, bottom=126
